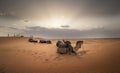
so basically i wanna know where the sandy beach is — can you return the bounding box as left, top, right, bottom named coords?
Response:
left=0, top=37, right=120, bottom=73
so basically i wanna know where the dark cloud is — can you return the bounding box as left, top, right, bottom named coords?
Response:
left=0, top=25, right=17, bottom=30
left=0, top=0, right=120, bottom=17
left=84, top=0, right=120, bottom=16
left=0, top=25, right=120, bottom=38
left=61, top=25, right=70, bottom=28
left=0, top=25, right=24, bottom=36
left=22, top=26, right=120, bottom=38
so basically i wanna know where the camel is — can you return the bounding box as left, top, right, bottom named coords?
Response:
left=74, top=41, right=83, bottom=51
left=28, top=36, right=38, bottom=43
left=56, top=40, right=83, bottom=55
left=56, top=40, right=70, bottom=54
left=39, top=40, right=52, bottom=44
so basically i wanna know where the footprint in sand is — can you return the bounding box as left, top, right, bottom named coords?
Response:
left=42, top=58, right=49, bottom=63
left=22, top=50, right=26, bottom=53
left=77, top=50, right=89, bottom=56
left=45, top=59, right=49, bottom=61
left=15, top=53, right=18, bottom=56
left=53, top=55, right=62, bottom=61
left=34, top=52, right=37, bottom=54
left=31, top=53, right=34, bottom=56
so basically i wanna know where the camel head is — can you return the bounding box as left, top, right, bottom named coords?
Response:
left=74, top=41, right=83, bottom=51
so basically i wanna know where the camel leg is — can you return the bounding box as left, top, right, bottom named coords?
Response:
left=57, top=48, right=59, bottom=53
left=68, top=45, right=76, bottom=55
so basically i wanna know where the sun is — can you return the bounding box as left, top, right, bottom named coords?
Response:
left=40, top=16, right=70, bottom=28
left=48, top=16, right=67, bottom=28
left=50, top=18, right=63, bottom=27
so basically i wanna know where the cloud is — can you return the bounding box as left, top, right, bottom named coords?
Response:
left=0, top=0, right=120, bottom=38
left=0, top=0, right=120, bottom=18
left=0, top=25, right=120, bottom=38
left=61, top=25, right=70, bottom=28
left=22, top=26, right=120, bottom=38
left=0, top=12, right=6, bottom=16
left=0, top=25, right=24, bottom=36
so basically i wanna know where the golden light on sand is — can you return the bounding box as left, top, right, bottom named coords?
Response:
left=0, top=37, right=120, bottom=73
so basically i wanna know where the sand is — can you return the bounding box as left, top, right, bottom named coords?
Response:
left=0, top=37, right=120, bottom=73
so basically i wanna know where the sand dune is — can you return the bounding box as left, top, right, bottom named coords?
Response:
left=0, top=37, right=120, bottom=73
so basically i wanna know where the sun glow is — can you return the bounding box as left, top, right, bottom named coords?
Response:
left=45, top=16, right=69, bottom=28
left=50, top=18, right=64, bottom=27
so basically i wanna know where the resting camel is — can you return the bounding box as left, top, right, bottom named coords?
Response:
left=28, top=37, right=38, bottom=43
left=39, top=40, right=52, bottom=44
left=56, top=40, right=83, bottom=55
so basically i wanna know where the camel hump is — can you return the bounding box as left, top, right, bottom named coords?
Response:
left=76, top=41, right=83, bottom=44
left=63, top=40, right=71, bottom=44
left=65, top=41, right=71, bottom=44
left=56, top=41, right=61, bottom=47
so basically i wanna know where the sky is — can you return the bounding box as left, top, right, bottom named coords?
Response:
left=0, top=0, right=120, bottom=38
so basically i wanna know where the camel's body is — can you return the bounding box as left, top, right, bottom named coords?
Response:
left=56, top=40, right=83, bottom=54
left=56, top=41, right=70, bottom=54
